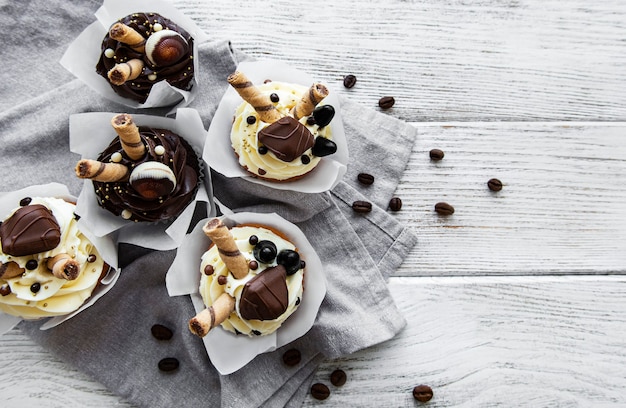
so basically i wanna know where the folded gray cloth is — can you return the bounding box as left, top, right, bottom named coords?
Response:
left=1, top=1, right=417, bottom=406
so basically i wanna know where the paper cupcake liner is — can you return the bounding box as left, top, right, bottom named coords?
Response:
left=166, top=211, right=327, bottom=375
left=0, top=183, right=120, bottom=333
left=70, top=108, right=215, bottom=251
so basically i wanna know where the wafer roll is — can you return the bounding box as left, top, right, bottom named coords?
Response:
left=47, top=254, right=80, bottom=280
left=202, top=218, right=249, bottom=279
left=227, top=71, right=282, bottom=123
left=109, top=22, right=146, bottom=52
left=111, top=114, right=145, bottom=160
left=75, top=159, right=129, bottom=182
left=0, top=262, right=24, bottom=279
left=188, top=292, right=235, bottom=337
left=291, top=83, right=329, bottom=119
left=107, top=59, right=144, bottom=85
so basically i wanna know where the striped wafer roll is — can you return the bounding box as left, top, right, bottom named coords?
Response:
left=227, top=71, right=282, bottom=123
left=202, top=218, right=249, bottom=279
left=47, top=254, right=80, bottom=280
left=111, top=114, right=145, bottom=160
left=188, top=292, right=235, bottom=337
left=0, top=262, right=24, bottom=279
left=109, top=22, right=146, bottom=52
left=75, top=159, right=129, bottom=182
left=107, top=59, right=144, bottom=86
left=291, top=83, right=329, bottom=119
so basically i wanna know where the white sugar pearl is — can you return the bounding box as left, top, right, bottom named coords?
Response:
left=104, top=48, right=115, bottom=58
left=121, top=209, right=132, bottom=220
left=111, top=152, right=123, bottom=162
left=155, top=145, right=166, bottom=155
left=153, top=23, right=163, bottom=31
left=148, top=73, right=158, bottom=81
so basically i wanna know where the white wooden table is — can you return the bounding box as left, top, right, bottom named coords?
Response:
left=2, top=0, right=626, bottom=406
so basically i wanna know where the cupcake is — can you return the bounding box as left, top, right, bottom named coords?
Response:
left=227, top=71, right=339, bottom=182
left=74, top=112, right=201, bottom=223
left=0, top=196, right=111, bottom=320
left=95, top=12, right=194, bottom=104
left=189, top=218, right=305, bottom=337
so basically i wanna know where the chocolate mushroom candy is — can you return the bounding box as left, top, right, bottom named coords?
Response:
left=128, top=162, right=177, bottom=200
left=145, top=30, right=190, bottom=67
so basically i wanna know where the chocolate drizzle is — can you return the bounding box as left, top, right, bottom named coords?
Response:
left=258, top=117, right=315, bottom=162
left=0, top=205, right=61, bottom=257
left=239, top=265, right=289, bottom=321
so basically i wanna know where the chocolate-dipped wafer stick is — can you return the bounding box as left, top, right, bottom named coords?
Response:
left=202, top=218, right=249, bottom=279
left=291, top=83, right=329, bottom=119
left=109, top=22, right=146, bottom=52
left=75, top=159, right=129, bottom=182
left=111, top=114, right=145, bottom=160
left=188, top=292, right=235, bottom=337
left=107, top=59, right=144, bottom=86
left=227, top=71, right=282, bottom=123
left=0, top=262, right=24, bottom=279
left=46, top=254, right=80, bottom=280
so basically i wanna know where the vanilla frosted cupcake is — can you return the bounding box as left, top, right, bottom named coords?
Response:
left=227, top=71, right=338, bottom=182
left=0, top=197, right=109, bottom=319
left=189, top=218, right=305, bottom=337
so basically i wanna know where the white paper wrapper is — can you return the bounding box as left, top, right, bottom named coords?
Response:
left=60, top=0, right=209, bottom=109
left=166, top=212, right=327, bottom=375
left=70, top=108, right=215, bottom=250
left=0, top=183, right=120, bottom=334
left=205, top=60, right=349, bottom=193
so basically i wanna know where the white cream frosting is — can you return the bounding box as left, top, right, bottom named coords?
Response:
left=230, top=81, right=332, bottom=181
left=0, top=197, right=106, bottom=319
left=198, top=225, right=304, bottom=336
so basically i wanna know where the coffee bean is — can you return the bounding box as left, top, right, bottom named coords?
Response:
left=412, top=384, right=433, bottom=402
left=282, top=348, right=301, bottom=366
left=389, top=197, right=402, bottom=211
left=158, top=357, right=179, bottom=372
left=357, top=172, right=375, bottom=185
left=434, top=202, right=455, bottom=216
left=429, top=148, right=444, bottom=161
left=19, top=197, right=32, bottom=206
left=330, top=369, right=347, bottom=386
left=378, top=96, right=395, bottom=109
left=352, top=200, right=372, bottom=213
left=343, top=74, right=357, bottom=88
left=488, top=178, right=503, bottom=192
left=151, top=324, right=173, bottom=341
left=310, top=383, right=330, bottom=400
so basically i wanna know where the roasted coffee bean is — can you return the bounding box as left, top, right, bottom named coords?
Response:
left=378, top=96, right=395, bottom=109
left=330, top=369, right=347, bottom=386
left=412, top=384, right=434, bottom=402
left=310, top=383, right=330, bottom=400
left=488, top=178, right=503, bottom=192
left=19, top=197, right=32, bottom=206
left=429, top=148, right=444, bottom=161
left=158, top=357, right=179, bottom=372
left=357, top=172, right=375, bottom=185
left=434, top=202, right=455, bottom=216
left=352, top=200, right=372, bottom=213
left=151, top=324, right=173, bottom=341
left=389, top=197, right=402, bottom=211
left=343, top=74, right=357, bottom=88
left=282, top=348, right=301, bottom=366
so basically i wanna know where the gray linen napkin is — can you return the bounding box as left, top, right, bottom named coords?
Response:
left=1, top=1, right=418, bottom=406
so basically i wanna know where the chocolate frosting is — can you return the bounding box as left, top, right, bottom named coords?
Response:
left=0, top=204, right=61, bottom=257
left=258, top=117, right=315, bottom=162
left=239, top=264, right=289, bottom=321
left=95, top=12, right=194, bottom=103
left=93, top=127, right=200, bottom=222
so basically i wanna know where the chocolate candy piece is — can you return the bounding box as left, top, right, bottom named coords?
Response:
left=330, top=369, right=347, bottom=386
left=158, top=357, right=179, bottom=372
left=0, top=204, right=61, bottom=257
left=282, top=348, right=301, bottom=366
left=312, top=105, right=335, bottom=128
left=239, top=265, right=288, bottom=321
left=277, top=249, right=301, bottom=275
left=343, top=74, right=357, bottom=88
left=412, top=384, right=434, bottom=402
left=311, top=137, right=337, bottom=157
left=151, top=324, right=174, bottom=341
left=253, top=240, right=277, bottom=264
left=310, top=383, right=330, bottom=400
left=258, top=117, right=314, bottom=162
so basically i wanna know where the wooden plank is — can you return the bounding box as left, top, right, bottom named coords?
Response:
left=393, top=123, right=626, bottom=276
left=304, top=276, right=626, bottom=407
left=173, top=0, right=626, bottom=121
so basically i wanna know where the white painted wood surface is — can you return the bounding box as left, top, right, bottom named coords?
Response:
left=2, top=0, right=626, bottom=407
